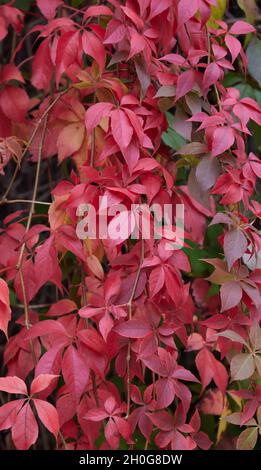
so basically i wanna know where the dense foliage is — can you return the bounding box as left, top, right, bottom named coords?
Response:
left=0, top=0, right=260, bottom=451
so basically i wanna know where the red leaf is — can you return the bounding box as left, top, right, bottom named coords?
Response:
left=25, top=319, right=69, bottom=340
left=114, top=319, right=151, bottom=338
left=104, top=23, right=126, bottom=44
left=249, top=153, right=261, bottom=177
left=196, top=156, right=220, bottom=191
left=176, top=70, right=195, bottom=101
left=149, top=266, right=165, bottom=297
left=62, top=345, right=89, bottom=403
left=225, top=34, right=242, bottom=63
left=121, top=6, right=144, bottom=30
left=203, top=63, right=220, bottom=92
left=99, top=311, right=114, bottom=341
left=111, top=109, right=133, bottom=149
left=12, top=402, right=38, bottom=450
left=84, top=6, right=112, bottom=20
left=32, top=38, right=53, bottom=90
left=149, top=410, right=172, bottom=430
left=35, top=345, right=63, bottom=378
left=220, top=281, right=243, bottom=312
left=160, top=54, right=188, bottom=66
left=241, top=281, right=261, bottom=308
left=229, top=21, right=256, bottom=35
left=82, top=31, right=106, bottom=73
left=211, top=127, right=235, bottom=158
left=30, top=374, right=59, bottom=395
left=0, top=400, right=25, bottom=431
left=156, top=378, right=175, bottom=408
left=57, top=122, right=85, bottom=162
left=84, top=408, right=108, bottom=421
left=149, top=0, right=172, bottom=20
left=0, top=376, right=27, bottom=395
left=55, top=31, right=80, bottom=85
left=128, top=29, right=146, bottom=59
left=0, top=86, right=29, bottom=122
left=33, top=399, right=59, bottom=439
left=114, top=416, right=133, bottom=443
left=196, top=349, right=227, bottom=393
left=57, top=224, right=86, bottom=262
left=224, top=229, right=248, bottom=271
left=47, top=299, right=77, bottom=317
left=1, top=64, right=24, bottom=83
left=0, top=278, right=11, bottom=338
left=34, top=235, right=62, bottom=294
left=85, top=102, right=114, bottom=134
left=36, top=0, right=63, bottom=20
left=178, top=0, right=198, bottom=26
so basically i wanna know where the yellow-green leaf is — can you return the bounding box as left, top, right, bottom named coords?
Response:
left=237, top=0, right=258, bottom=24
left=237, top=427, right=258, bottom=450
left=207, top=0, right=227, bottom=29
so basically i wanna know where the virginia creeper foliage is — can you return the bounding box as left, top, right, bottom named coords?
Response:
left=0, top=0, right=260, bottom=451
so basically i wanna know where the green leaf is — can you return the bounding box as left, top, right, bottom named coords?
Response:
left=207, top=0, right=226, bottom=28
left=237, top=0, right=258, bottom=24
left=183, top=243, right=212, bottom=278
left=9, top=288, right=17, bottom=307
left=246, top=38, right=261, bottom=87
left=9, top=0, right=34, bottom=10
left=71, top=0, right=85, bottom=6
left=162, top=112, right=186, bottom=150
left=237, top=427, right=258, bottom=450
left=162, top=128, right=185, bottom=150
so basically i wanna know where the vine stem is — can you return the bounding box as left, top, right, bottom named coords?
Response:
left=125, top=238, right=145, bottom=419
left=16, top=112, right=47, bottom=365
left=2, top=199, right=51, bottom=206
left=14, top=114, right=48, bottom=366
left=17, top=115, right=48, bottom=272
left=58, top=430, right=68, bottom=450
left=2, top=87, right=71, bottom=338
left=0, top=87, right=70, bottom=204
